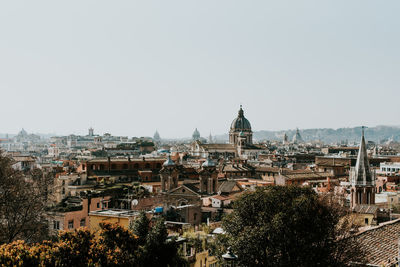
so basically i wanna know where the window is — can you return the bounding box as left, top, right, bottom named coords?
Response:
left=68, top=220, right=74, bottom=229
left=364, top=218, right=369, bottom=225
left=53, top=220, right=60, bottom=230
left=97, top=203, right=100, bottom=208
left=80, top=218, right=86, bottom=227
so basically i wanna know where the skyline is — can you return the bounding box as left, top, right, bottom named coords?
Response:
left=3, top=122, right=400, bottom=141
left=1, top=1, right=399, bottom=138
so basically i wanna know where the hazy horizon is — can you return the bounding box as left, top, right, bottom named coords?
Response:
left=2, top=124, right=399, bottom=140
left=1, top=1, right=399, bottom=138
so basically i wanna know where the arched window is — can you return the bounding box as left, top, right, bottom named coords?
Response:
left=145, top=163, right=150, bottom=169
left=134, top=163, right=139, bottom=169
left=100, top=164, right=105, bottom=170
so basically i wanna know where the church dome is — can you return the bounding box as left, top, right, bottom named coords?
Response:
left=192, top=128, right=200, bottom=140
left=230, top=106, right=251, bottom=131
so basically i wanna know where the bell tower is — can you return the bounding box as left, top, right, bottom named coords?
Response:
left=160, top=156, right=179, bottom=192
left=198, top=157, right=218, bottom=195
left=350, top=127, right=375, bottom=208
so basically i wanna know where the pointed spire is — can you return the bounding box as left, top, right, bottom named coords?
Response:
left=353, top=127, right=373, bottom=185
left=208, top=132, right=213, bottom=143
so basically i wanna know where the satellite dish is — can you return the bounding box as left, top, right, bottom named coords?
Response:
left=132, top=199, right=138, bottom=206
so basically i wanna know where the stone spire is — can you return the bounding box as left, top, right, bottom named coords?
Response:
left=350, top=127, right=375, bottom=207
left=353, top=127, right=373, bottom=185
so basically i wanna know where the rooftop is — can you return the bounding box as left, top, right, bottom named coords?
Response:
left=353, top=218, right=400, bottom=266
left=89, top=209, right=140, bottom=218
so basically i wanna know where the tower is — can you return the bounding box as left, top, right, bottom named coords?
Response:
left=229, top=105, right=252, bottom=146
left=198, top=156, right=218, bottom=195
left=88, top=127, right=94, bottom=137
left=160, top=155, right=179, bottom=192
left=350, top=127, right=375, bottom=208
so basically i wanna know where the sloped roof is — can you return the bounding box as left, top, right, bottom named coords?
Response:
left=353, top=218, right=400, bottom=266
left=353, top=204, right=378, bottom=214
left=199, top=143, right=236, bottom=151
left=218, top=180, right=242, bottom=194
left=280, top=170, right=334, bottom=180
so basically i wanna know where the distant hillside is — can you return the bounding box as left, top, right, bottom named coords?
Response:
left=215, top=126, right=400, bottom=144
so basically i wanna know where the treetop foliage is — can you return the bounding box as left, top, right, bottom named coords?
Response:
left=218, top=186, right=365, bottom=267
left=0, top=221, right=184, bottom=267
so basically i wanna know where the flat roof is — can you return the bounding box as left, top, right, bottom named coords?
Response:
left=89, top=209, right=140, bottom=218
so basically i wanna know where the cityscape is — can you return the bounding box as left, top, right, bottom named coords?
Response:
left=1, top=1, right=400, bottom=266
left=1, top=106, right=400, bottom=266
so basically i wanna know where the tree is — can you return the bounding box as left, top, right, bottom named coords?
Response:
left=131, top=211, right=150, bottom=246
left=0, top=152, right=53, bottom=243
left=218, top=186, right=365, bottom=267
left=140, top=217, right=185, bottom=267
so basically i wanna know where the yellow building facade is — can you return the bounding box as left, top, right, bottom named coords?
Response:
left=89, top=209, right=139, bottom=233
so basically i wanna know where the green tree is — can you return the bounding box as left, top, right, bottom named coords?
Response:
left=131, top=211, right=150, bottom=246
left=218, top=186, right=365, bottom=267
left=140, top=217, right=186, bottom=267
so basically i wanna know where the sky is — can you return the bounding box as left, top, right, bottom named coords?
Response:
left=0, top=1, right=399, bottom=138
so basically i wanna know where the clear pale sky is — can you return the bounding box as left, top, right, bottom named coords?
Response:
left=0, top=1, right=399, bottom=138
